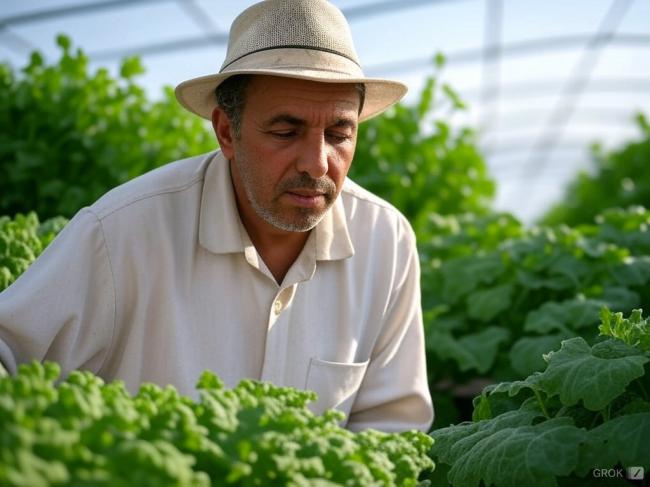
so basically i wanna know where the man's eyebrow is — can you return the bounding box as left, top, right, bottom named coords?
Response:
left=263, top=114, right=357, bottom=129
left=265, top=114, right=305, bottom=128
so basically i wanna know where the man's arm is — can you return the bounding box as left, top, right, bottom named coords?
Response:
left=0, top=209, right=115, bottom=376
left=347, top=217, right=433, bottom=433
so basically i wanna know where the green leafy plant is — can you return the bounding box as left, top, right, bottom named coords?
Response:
left=578, top=205, right=650, bottom=256
left=419, top=212, right=524, bottom=264
left=423, top=207, right=650, bottom=428
left=599, top=307, right=650, bottom=352
left=0, top=212, right=67, bottom=291
left=543, top=113, right=650, bottom=226
left=427, top=308, right=650, bottom=486
left=0, top=361, right=434, bottom=486
left=349, top=56, right=495, bottom=242
left=0, top=35, right=215, bottom=219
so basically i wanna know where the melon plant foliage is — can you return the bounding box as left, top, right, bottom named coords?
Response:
left=543, top=113, right=650, bottom=226
left=0, top=35, right=215, bottom=219
left=348, top=55, right=495, bottom=242
left=0, top=361, right=434, bottom=486
left=422, top=206, right=650, bottom=399
left=426, top=308, right=650, bottom=487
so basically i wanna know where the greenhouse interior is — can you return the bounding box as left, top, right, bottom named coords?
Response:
left=1, top=0, right=650, bottom=485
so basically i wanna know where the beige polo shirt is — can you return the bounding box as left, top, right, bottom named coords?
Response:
left=0, top=151, right=433, bottom=432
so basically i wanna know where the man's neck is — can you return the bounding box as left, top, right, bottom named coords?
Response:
left=227, top=161, right=313, bottom=284
left=244, top=223, right=310, bottom=285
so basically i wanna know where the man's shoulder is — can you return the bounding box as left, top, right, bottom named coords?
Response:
left=341, top=178, right=412, bottom=229
left=89, top=151, right=217, bottom=220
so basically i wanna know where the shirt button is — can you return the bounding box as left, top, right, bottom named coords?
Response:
left=274, top=300, right=283, bottom=315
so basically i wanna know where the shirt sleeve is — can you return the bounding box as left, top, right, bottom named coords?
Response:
left=0, top=209, right=116, bottom=377
left=346, top=216, right=434, bottom=433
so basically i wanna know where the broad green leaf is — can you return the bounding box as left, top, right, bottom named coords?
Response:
left=547, top=254, right=591, bottom=287
left=578, top=413, right=650, bottom=474
left=430, top=421, right=482, bottom=467
left=524, top=305, right=572, bottom=334
left=540, top=338, right=649, bottom=410
left=601, top=286, right=640, bottom=311
left=472, top=375, right=544, bottom=421
left=516, top=269, right=573, bottom=291
left=524, top=298, right=603, bottom=334
left=473, top=385, right=535, bottom=421
left=510, top=335, right=567, bottom=376
left=609, top=256, right=650, bottom=286
left=430, top=408, right=542, bottom=467
left=484, top=373, right=544, bottom=399
left=447, top=417, right=586, bottom=487
left=430, top=327, right=510, bottom=373
left=439, top=254, right=504, bottom=303
left=466, top=284, right=513, bottom=322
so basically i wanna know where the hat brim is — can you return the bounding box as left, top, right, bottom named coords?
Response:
left=174, top=48, right=407, bottom=123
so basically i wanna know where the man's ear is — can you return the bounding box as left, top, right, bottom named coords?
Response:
left=211, top=106, right=235, bottom=160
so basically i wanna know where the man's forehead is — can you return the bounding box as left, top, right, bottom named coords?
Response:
left=244, top=76, right=361, bottom=123
left=249, top=75, right=359, bottom=98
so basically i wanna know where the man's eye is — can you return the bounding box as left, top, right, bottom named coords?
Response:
left=327, top=133, right=351, bottom=143
left=272, top=131, right=296, bottom=139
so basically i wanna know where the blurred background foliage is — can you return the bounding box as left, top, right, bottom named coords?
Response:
left=349, top=59, right=496, bottom=242
left=0, top=35, right=214, bottom=219
left=542, top=114, right=650, bottom=227
left=2, top=37, right=650, bottom=435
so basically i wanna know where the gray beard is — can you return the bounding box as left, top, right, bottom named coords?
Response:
left=234, top=158, right=334, bottom=233
left=249, top=193, right=324, bottom=232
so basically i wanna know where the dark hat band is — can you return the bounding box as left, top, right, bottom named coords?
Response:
left=221, top=44, right=361, bottom=72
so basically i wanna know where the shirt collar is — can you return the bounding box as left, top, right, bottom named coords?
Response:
left=199, top=151, right=354, bottom=261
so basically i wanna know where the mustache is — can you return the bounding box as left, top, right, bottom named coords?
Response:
left=277, top=173, right=337, bottom=195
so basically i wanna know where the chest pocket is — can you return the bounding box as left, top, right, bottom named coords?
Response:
left=305, top=357, right=369, bottom=424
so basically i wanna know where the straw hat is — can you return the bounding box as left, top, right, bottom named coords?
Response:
left=175, top=0, right=407, bottom=122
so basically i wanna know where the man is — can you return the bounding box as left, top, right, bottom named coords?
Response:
left=0, top=0, right=433, bottom=432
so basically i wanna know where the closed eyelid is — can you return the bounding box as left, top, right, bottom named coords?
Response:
left=263, top=114, right=356, bottom=130
left=264, top=114, right=305, bottom=129
left=331, top=118, right=356, bottom=129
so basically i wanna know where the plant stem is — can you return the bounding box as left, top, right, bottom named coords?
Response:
left=534, top=390, right=550, bottom=418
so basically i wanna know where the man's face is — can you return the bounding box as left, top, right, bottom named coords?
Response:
left=227, top=76, right=360, bottom=233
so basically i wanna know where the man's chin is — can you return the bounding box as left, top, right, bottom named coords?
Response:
left=266, top=211, right=326, bottom=233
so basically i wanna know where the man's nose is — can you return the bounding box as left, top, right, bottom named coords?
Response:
left=296, top=134, right=329, bottom=179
